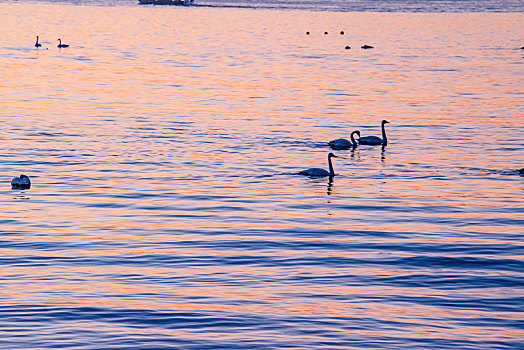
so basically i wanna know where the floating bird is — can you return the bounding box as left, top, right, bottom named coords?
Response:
left=324, top=31, right=328, bottom=35
left=11, top=174, right=31, bottom=190
left=328, top=130, right=360, bottom=150
left=340, top=31, right=344, bottom=35
left=57, top=39, right=69, bottom=48
left=299, top=153, right=337, bottom=177
left=306, top=31, right=310, bottom=35
left=345, top=45, right=351, bottom=50
left=35, top=36, right=41, bottom=47
left=359, top=120, right=389, bottom=146
left=361, top=44, right=374, bottom=49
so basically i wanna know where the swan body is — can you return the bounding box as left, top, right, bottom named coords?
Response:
left=361, top=44, right=374, bottom=49
left=328, top=130, right=360, bottom=150
left=519, top=168, right=524, bottom=175
left=11, top=174, right=31, bottom=189
left=359, top=120, right=389, bottom=146
left=35, top=36, right=41, bottom=47
left=299, top=153, right=337, bottom=177
left=57, top=39, right=69, bottom=48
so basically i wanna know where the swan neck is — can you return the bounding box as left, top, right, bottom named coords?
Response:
left=350, top=131, right=358, bottom=147
left=328, top=156, right=335, bottom=176
left=381, top=122, right=388, bottom=145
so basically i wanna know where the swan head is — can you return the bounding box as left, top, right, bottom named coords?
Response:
left=381, top=120, right=390, bottom=125
left=354, top=130, right=361, bottom=136
left=328, top=153, right=337, bottom=158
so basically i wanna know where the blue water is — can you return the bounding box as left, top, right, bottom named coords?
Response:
left=3, top=0, right=524, bottom=11
left=0, top=1, right=523, bottom=349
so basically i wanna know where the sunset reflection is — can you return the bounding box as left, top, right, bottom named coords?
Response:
left=0, top=1, right=522, bottom=349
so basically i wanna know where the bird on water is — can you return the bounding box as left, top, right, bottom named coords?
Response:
left=328, top=130, right=360, bottom=150
left=361, top=44, right=374, bottom=49
left=11, top=174, right=31, bottom=190
left=299, top=153, right=337, bottom=177
left=57, top=39, right=69, bottom=48
left=359, top=120, right=389, bottom=146
left=35, top=36, right=41, bottom=47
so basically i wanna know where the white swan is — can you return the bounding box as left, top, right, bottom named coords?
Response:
left=57, top=39, right=69, bottom=48
left=11, top=174, right=31, bottom=189
left=35, top=36, right=41, bottom=47
left=328, top=130, right=360, bottom=150
left=299, top=153, right=337, bottom=177
left=359, top=120, right=389, bottom=146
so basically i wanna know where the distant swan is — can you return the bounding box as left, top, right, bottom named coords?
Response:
left=328, top=130, right=360, bottom=150
left=11, top=174, right=31, bottom=189
left=35, top=36, right=41, bottom=47
left=359, top=120, right=389, bottom=146
left=361, top=44, right=374, bottom=49
left=57, top=39, right=69, bottom=48
left=299, top=153, right=337, bottom=177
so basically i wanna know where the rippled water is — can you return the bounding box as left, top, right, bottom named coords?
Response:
left=1, top=2, right=523, bottom=349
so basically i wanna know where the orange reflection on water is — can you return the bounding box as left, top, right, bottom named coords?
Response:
left=1, top=2, right=523, bottom=347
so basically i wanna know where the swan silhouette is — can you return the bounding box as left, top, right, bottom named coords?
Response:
left=299, top=153, right=337, bottom=177
left=361, top=44, right=374, bottom=49
left=35, top=36, right=41, bottom=47
left=57, top=39, right=69, bottom=48
left=359, top=120, right=389, bottom=146
left=11, top=174, right=31, bottom=189
left=328, top=130, right=360, bottom=150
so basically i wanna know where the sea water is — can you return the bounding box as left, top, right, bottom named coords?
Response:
left=0, top=1, right=523, bottom=348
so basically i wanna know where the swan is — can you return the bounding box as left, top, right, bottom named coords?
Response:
left=519, top=168, right=524, bottom=175
left=35, top=36, right=41, bottom=47
left=299, top=153, right=337, bottom=177
left=328, top=130, right=360, bottom=150
left=57, top=39, right=69, bottom=48
left=359, top=120, right=389, bottom=146
left=11, top=174, right=31, bottom=189
left=361, top=44, right=374, bottom=49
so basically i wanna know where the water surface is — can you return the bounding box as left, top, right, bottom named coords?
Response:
left=0, top=3, right=523, bottom=349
